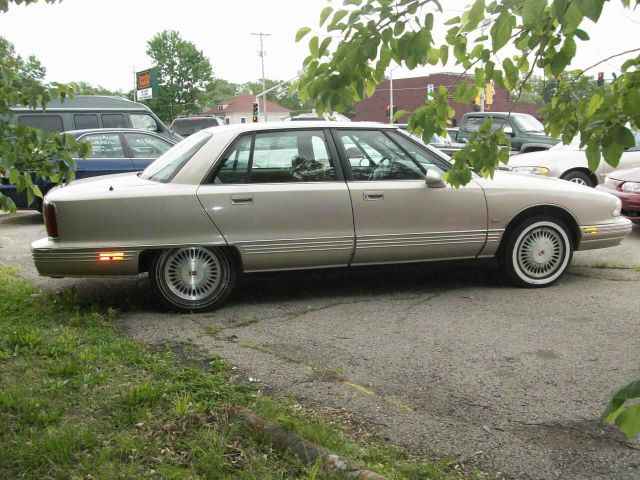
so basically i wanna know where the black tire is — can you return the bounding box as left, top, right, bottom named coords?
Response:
left=562, top=170, right=594, bottom=187
left=149, top=246, right=237, bottom=312
left=501, top=216, right=573, bottom=288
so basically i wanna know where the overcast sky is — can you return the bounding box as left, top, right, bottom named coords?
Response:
left=1, top=0, right=639, bottom=92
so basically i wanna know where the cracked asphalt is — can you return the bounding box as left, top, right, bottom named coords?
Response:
left=1, top=211, right=639, bottom=479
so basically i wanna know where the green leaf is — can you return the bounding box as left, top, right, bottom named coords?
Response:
left=586, top=93, right=604, bottom=117
left=602, top=139, right=624, bottom=167
left=521, top=0, right=546, bottom=26
left=561, top=2, right=584, bottom=34
left=394, top=21, right=405, bottom=36
left=439, top=45, right=449, bottom=65
left=444, top=16, right=460, bottom=26
left=462, top=0, right=485, bottom=33
left=576, top=0, right=604, bottom=22
left=309, top=36, right=320, bottom=58
left=491, top=12, right=514, bottom=51
left=319, top=6, right=333, bottom=27
left=295, top=27, right=311, bottom=43
left=575, top=29, right=590, bottom=41
left=585, top=143, right=601, bottom=171
left=331, top=10, right=348, bottom=26
left=615, top=404, right=640, bottom=439
left=502, top=58, right=519, bottom=90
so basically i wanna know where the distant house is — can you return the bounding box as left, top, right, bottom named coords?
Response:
left=205, top=94, right=290, bottom=125
left=352, top=73, right=544, bottom=125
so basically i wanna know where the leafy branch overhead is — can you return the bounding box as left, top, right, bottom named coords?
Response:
left=295, top=0, right=640, bottom=187
left=0, top=36, right=88, bottom=213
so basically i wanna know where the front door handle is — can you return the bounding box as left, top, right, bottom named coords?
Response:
left=363, top=191, right=384, bottom=201
left=231, top=194, right=253, bottom=205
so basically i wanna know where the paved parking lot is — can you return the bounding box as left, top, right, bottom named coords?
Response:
left=1, top=211, right=639, bottom=479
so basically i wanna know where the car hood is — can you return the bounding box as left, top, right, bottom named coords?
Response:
left=46, top=172, right=158, bottom=201
left=609, top=166, right=640, bottom=182
left=476, top=170, right=608, bottom=196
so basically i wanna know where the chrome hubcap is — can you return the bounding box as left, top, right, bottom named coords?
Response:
left=569, top=177, right=588, bottom=186
left=164, top=248, right=221, bottom=301
left=517, top=227, right=564, bottom=278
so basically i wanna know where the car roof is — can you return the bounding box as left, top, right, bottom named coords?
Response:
left=466, top=112, right=530, bottom=117
left=11, top=95, right=149, bottom=111
left=64, top=128, right=175, bottom=141
left=201, top=121, right=395, bottom=135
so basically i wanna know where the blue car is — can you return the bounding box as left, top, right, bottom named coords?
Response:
left=1, top=128, right=176, bottom=210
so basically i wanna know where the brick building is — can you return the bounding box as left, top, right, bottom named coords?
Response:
left=352, top=73, right=544, bottom=125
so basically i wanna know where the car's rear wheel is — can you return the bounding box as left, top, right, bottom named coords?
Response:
left=562, top=170, right=594, bottom=187
left=149, top=246, right=236, bottom=311
left=502, top=216, right=573, bottom=287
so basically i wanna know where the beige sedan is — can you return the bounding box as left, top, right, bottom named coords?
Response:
left=33, top=122, right=632, bottom=311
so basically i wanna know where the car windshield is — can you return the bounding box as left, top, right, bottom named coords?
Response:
left=140, top=131, right=211, bottom=183
left=513, top=115, right=545, bottom=132
left=171, top=117, right=219, bottom=136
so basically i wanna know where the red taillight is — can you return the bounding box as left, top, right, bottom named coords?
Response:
left=43, top=202, right=59, bottom=239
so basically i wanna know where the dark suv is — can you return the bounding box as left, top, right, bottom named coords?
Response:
left=456, top=112, right=558, bottom=153
left=170, top=115, right=222, bottom=137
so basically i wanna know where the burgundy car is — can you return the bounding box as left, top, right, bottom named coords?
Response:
left=597, top=167, right=640, bottom=223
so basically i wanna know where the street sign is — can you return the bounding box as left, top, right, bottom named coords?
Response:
left=136, top=68, right=159, bottom=101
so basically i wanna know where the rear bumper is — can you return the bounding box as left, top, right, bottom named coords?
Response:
left=577, top=218, right=633, bottom=251
left=31, top=237, right=141, bottom=277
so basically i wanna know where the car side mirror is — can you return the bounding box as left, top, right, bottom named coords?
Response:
left=425, top=169, right=446, bottom=188
left=503, top=126, right=514, bottom=136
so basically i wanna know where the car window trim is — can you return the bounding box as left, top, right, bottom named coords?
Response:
left=204, top=128, right=347, bottom=185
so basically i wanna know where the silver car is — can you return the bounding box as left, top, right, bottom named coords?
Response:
left=32, top=122, right=632, bottom=311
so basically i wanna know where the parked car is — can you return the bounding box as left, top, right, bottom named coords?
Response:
left=396, top=124, right=465, bottom=156
left=596, top=167, right=640, bottom=223
left=506, top=132, right=640, bottom=187
left=285, top=112, right=351, bottom=121
left=6, top=95, right=182, bottom=142
left=170, top=115, right=223, bottom=137
left=32, top=122, right=631, bottom=311
left=0, top=128, right=175, bottom=210
left=455, top=112, right=558, bottom=153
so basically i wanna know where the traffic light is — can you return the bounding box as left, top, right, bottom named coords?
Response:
left=597, top=72, right=604, bottom=86
left=252, top=102, right=259, bottom=122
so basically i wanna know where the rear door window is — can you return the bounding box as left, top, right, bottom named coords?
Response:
left=101, top=113, right=126, bottom=128
left=130, top=113, right=159, bottom=132
left=18, top=114, right=63, bottom=132
left=74, top=114, right=99, bottom=130
left=123, top=133, right=172, bottom=158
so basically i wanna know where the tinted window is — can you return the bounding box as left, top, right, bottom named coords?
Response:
left=464, top=116, right=510, bottom=133
left=141, top=131, right=210, bottom=183
left=82, top=133, right=125, bottom=159
left=130, top=113, right=159, bottom=131
left=73, top=114, right=99, bottom=130
left=101, top=113, right=126, bottom=128
left=170, top=117, right=219, bottom=137
left=213, top=130, right=337, bottom=184
left=123, top=133, right=172, bottom=158
left=18, top=114, right=63, bottom=132
left=336, top=130, right=425, bottom=181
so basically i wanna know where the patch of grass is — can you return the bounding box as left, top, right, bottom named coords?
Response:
left=0, top=267, right=482, bottom=479
left=573, top=261, right=640, bottom=271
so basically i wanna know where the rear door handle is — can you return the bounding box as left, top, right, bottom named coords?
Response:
left=363, top=191, right=384, bottom=201
left=231, top=194, right=253, bottom=205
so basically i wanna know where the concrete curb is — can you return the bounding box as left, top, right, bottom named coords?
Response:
left=230, top=405, right=389, bottom=480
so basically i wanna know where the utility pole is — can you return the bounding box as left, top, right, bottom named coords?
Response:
left=252, top=32, right=271, bottom=122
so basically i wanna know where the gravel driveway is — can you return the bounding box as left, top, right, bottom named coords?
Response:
left=1, top=211, right=639, bottom=479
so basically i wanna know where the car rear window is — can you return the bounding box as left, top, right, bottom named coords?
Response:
left=171, top=117, right=219, bottom=136
left=140, top=131, right=211, bottom=183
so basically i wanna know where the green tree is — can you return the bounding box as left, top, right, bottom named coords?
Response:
left=0, top=33, right=89, bottom=212
left=198, top=78, right=240, bottom=110
left=145, top=30, right=213, bottom=123
left=296, top=0, right=640, bottom=438
left=238, top=78, right=314, bottom=115
left=69, top=81, right=128, bottom=97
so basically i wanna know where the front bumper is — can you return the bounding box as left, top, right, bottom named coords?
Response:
left=31, top=237, right=141, bottom=277
left=577, top=217, right=633, bottom=251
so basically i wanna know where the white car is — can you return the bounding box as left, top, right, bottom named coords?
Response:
left=506, top=132, right=640, bottom=187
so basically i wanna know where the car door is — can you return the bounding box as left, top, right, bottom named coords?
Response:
left=196, top=128, right=355, bottom=272
left=74, top=132, right=134, bottom=179
left=122, top=132, right=174, bottom=171
left=333, top=128, right=488, bottom=265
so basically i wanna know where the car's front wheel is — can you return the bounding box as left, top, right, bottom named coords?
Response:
left=149, top=246, right=237, bottom=311
left=502, top=217, right=573, bottom=287
left=562, top=170, right=594, bottom=187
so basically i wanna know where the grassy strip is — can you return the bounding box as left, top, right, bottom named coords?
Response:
left=0, top=267, right=481, bottom=479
